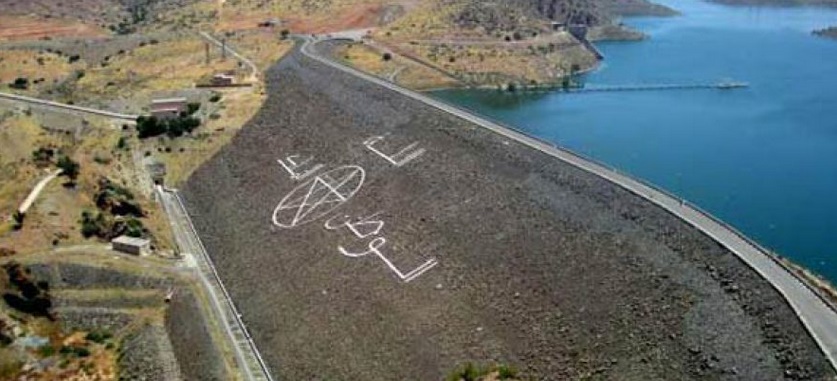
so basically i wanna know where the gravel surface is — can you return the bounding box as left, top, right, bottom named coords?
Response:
left=164, top=289, right=229, bottom=381
left=118, top=324, right=182, bottom=381
left=180, top=45, right=835, bottom=380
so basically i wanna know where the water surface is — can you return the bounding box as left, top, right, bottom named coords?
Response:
left=432, top=0, right=837, bottom=281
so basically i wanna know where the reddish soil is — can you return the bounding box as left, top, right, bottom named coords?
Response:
left=218, top=4, right=384, bottom=33
left=0, top=16, right=107, bottom=42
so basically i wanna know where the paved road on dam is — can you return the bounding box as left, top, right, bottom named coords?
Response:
left=173, top=36, right=834, bottom=379
left=300, top=37, right=837, bottom=370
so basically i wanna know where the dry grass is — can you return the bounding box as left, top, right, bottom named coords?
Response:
left=151, top=89, right=265, bottom=186
left=336, top=42, right=460, bottom=90
left=218, top=0, right=391, bottom=33
left=392, top=35, right=598, bottom=86
left=0, top=49, right=82, bottom=94
left=0, top=112, right=174, bottom=254
left=75, top=37, right=241, bottom=101
left=374, top=0, right=466, bottom=40
left=225, top=30, right=295, bottom=71
left=0, top=15, right=106, bottom=42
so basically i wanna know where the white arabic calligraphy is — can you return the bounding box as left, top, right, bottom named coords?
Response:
left=364, top=136, right=426, bottom=167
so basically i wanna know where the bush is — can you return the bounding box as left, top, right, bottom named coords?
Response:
left=85, top=331, right=112, bottom=344
left=382, top=52, right=392, bottom=61
left=185, top=102, right=201, bottom=116
left=9, top=77, right=28, bottom=90
left=209, top=94, right=222, bottom=102
left=136, top=116, right=166, bottom=138
left=280, top=29, right=290, bottom=39
left=31, top=147, right=55, bottom=166
left=137, top=114, right=201, bottom=139
left=11, top=211, right=24, bottom=230
left=116, top=137, right=128, bottom=150
left=38, top=345, right=56, bottom=357
left=56, top=155, right=80, bottom=182
left=80, top=211, right=108, bottom=238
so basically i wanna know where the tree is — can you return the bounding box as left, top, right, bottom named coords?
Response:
left=136, top=116, right=166, bottom=138
left=382, top=52, right=392, bottom=61
left=12, top=211, right=25, bottom=230
left=185, top=102, right=201, bottom=116
left=280, top=29, right=290, bottom=39
left=56, top=155, right=80, bottom=183
left=31, top=147, right=55, bottom=166
left=9, top=77, right=29, bottom=90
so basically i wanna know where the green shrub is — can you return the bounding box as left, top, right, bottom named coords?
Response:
left=56, top=155, right=80, bottom=182
left=38, top=345, right=55, bottom=357
left=11, top=211, right=25, bottom=231
left=85, top=331, right=112, bottom=344
left=9, top=77, right=28, bottom=90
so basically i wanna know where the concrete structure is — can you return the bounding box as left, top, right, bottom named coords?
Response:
left=568, top=24, right=589, bottom=40
left=112, top=235, right=151, bottom=256
left=211, top=73, right=235, bottom=86
left=150, top=97, right=187, bottom=120
left=301, top=37, right=837, bottom=371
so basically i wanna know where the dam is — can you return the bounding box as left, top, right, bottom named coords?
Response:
left=177, top=40, right=835, bottom=380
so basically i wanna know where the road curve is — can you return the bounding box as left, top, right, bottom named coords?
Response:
left=0, top=91, right=138, bottom=121
left=299, top=37, right=837, bottom=371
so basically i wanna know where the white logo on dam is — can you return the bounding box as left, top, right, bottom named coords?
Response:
left=273, top=166, right=365, bottom=229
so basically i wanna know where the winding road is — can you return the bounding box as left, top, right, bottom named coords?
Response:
left=299, top=36, right=837, bottom=371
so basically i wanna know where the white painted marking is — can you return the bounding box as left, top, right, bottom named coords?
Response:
left=273, top=166, right=365, bottom=228
left=364, top=136, right=426, bottom=167
left=324, top=212, right=384, bottom=239
left=278, top=154, right=324, bottom=181
left=338, top=237, right=438, bottom=282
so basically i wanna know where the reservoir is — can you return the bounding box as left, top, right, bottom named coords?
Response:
left=432, top=0, right=837, bottom=282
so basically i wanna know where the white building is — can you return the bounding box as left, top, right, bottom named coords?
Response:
left=112, top=236, right=151, bottom=256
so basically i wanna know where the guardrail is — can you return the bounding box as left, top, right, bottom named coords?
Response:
left=303, top=38, right=837, bottom=315
left=301, top=37, right=837, bottom=370
left=167, top=189, right=275, bottom=381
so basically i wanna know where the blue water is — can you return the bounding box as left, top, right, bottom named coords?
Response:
left=432, top=0, right=837, bottom=281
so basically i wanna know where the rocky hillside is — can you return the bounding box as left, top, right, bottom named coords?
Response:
left=453, top=0, right=675, bottom=33
left=0, top=0, right=199, bottom=34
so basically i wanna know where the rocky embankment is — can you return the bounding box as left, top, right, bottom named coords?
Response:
left=2, top=259, right=229, bottom=380
left=179, top=42, right=835, bottom=380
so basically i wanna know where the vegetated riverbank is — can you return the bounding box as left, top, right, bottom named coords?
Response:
left=814, top=26, right=837, bottom=38
left=179, top=41, right=834, bottom=380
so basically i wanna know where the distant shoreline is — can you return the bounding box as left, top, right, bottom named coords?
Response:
left=707, top=0, right=837, bottom=6
left=814, top=26, right=837, bottom=39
